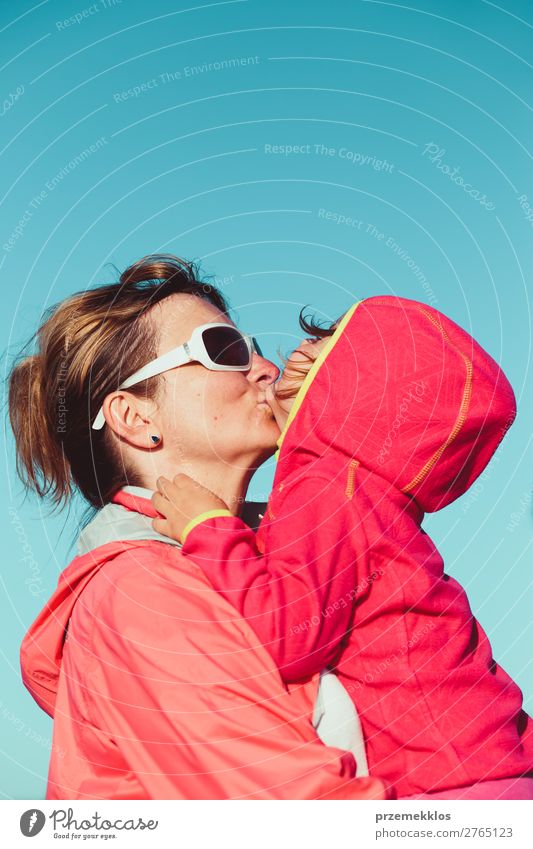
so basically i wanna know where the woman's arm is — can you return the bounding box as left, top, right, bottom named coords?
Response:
left=153, top=473, right=363, bottom=682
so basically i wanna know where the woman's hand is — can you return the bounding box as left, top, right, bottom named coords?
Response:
left=152, top=474, right=229, bottom=543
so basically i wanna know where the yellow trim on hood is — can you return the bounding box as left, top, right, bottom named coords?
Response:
left=275, top=301, right=362, bottom=458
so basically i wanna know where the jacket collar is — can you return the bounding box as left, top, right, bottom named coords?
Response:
left=112, top=485, right=159, bottom=517
left=77, top=487, right=181, bottom=556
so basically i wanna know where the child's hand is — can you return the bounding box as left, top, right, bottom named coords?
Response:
left=151, top=474, right=229, bottom=543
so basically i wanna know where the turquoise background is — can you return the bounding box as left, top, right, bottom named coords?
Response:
left=1, top=0, right=532, bottom=799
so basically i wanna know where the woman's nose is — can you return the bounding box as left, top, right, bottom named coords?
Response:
left=247, top=353, right=280, bottom=386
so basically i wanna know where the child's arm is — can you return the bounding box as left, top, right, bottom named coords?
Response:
left=152, top=473, right=363, bottom=682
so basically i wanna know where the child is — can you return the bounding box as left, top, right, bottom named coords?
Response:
left=152, top=296, right=533, bottom=799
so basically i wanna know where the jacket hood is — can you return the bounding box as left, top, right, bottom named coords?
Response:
left=276, top=296, right=516, bottom=513
left=20, top=490, right=172, bottom=718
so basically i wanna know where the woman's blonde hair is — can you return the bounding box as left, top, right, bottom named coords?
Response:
left=8, top=255, right=228, bottom=509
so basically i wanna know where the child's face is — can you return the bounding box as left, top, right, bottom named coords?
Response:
left=266, top=336, right=330, bottom=429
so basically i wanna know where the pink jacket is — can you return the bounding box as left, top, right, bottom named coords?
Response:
left=20, top=490, right=390, bottom=800
left=181, top=297, right=533, bottom=797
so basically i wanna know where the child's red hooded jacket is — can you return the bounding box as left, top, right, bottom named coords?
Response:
left=182, top=296, right=533, bottom=797
left=19, top=489, right=389, bottom=800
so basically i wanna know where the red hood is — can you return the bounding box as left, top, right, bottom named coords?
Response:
left=275, top=296, right=516, bottom=512
left=20, top=491, right=159, bottom=718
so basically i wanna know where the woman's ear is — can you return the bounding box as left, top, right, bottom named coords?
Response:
left=102, top=391, right=161, bottom=449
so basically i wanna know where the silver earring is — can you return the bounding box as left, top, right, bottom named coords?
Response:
left=150, top=435, right=161, bottom=445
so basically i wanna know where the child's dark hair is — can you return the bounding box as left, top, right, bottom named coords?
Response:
left=299, top=308, right=341, bottom=340
left=275, top=307, right=344, bottom=401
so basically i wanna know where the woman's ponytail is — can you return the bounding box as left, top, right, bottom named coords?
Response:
left=8, top=352, right=70, bottom=504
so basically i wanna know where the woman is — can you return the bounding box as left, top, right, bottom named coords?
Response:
left=9, top=255, right=388, bottom=800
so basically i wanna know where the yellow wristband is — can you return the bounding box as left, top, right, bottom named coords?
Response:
left=181, top=509, right=234, bottom=544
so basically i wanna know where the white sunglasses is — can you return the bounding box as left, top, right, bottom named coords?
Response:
left=92, top=321, right=263, bottom=430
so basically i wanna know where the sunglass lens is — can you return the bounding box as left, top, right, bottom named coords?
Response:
left=203, top=326, right=250, bottom=367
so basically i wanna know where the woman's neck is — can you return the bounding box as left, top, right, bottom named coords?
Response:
left=183, top=460, right=254, bottom=516
left=140, top=456, right=254, bottom=517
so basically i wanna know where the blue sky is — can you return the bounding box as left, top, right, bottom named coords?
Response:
left=1, top=0, right=532, bottom=798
